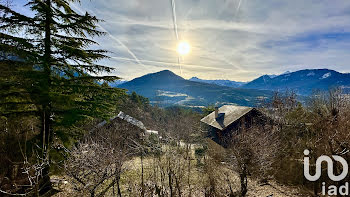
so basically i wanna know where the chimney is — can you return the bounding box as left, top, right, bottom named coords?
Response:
left=215, top=106, right=219, bottom=119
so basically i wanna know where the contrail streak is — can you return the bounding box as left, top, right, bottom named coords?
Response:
left=200, top=0, right=245, bottom=72
left=96, top=25, right=147, bottom=68
left=236, top=0, right=243, bottom=14
left=171, top=0, right=179, bottom=40
left=71, top=3, right=147, bottom=69
left=171, top=0, right=183, bottom=75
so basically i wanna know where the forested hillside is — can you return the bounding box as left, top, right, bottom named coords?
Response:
left=119, top=70, right=272, bottom=107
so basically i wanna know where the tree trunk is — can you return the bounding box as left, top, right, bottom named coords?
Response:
left=168, top=163, right=174, bottom=197
left=174, top=175, right=181, bottom=197
left=117, top=176, right=122, bottom=197
left=37, top=1, right=54, bottom=195
left=187, top=144, right=191, bottom=197
left=141, top=151, right=145, bottom=197
left=38, top=1, right=53, bottom=195
left=240, top=165, right=248, bottom=197
left=313, top=181, right=318, bottom=196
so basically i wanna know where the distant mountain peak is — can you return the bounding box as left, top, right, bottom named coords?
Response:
left=135, top=70, right=185, bottom=82
left=188, top=76, right=246, bottom=88
left=157, top=69, right=174, bottom=74
left=118, top=70, right=186, bottom=90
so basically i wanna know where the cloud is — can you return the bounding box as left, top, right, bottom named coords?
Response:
left=14, top=0, right=350, bottom=81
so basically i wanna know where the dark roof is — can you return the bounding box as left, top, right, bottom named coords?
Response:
left=200, top=105, right=253, bottom=130
left=93, top=111, right=146, bottom=132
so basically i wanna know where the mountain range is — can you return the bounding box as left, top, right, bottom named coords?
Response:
left=242, top=69, right=350, bottom=95
left=190, top=69, right=350, bottom=95
left=118, top=69, right=350, bottom=107
left=189, top=77, right=246, bottom=88
left=118, top=70, right=271, bottom=107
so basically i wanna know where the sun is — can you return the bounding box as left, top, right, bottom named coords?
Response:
left=177, top=41, right=191, bottom=55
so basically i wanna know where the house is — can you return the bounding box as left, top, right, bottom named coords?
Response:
left=200, top=105, right=270, bottom=147
left=92, top=111, right=160, bottom=139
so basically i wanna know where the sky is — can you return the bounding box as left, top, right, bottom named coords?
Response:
left=13, top=0, right=350, bottom=81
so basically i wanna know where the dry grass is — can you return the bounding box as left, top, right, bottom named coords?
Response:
left=53, top=151, right=310, bottom=197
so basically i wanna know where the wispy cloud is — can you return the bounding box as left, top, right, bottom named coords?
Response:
left=71, top=3, right=149, bottom=70
left=17, top=0, right=350, bottom=81
left=77, top=0, right=350, bottom=80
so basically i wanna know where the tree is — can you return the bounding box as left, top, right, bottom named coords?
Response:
left=225, top=124, right=279, bottom=197
left=0, top=0, right=42, bottom=123
left=65, top=138, right=125, bottom=197
left=0, top=0, right=121, bottom=195
left=304, top=88, right=350, bottom=195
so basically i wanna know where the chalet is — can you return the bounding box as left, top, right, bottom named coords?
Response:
left=92, top=111, right=160, bottom=139
left=200, top=105, right=270, bottom=147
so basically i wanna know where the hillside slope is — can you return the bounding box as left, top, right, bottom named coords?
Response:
left=119, top=70, right=272, bottom=107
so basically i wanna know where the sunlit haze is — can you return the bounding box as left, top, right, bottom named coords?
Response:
left=177, top=41, right=191, bottom=56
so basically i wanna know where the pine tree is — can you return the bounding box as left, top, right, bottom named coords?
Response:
left=0, top=0, right=39, bottom=116
left=1, top=0, right=123, bottom=194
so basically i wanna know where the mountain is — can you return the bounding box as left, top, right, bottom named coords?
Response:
left=118, top=70, right=272, bottom=107
left=243, top=69, right=350, bottom=95
left=189, top=77, right=246, bottom=88
left=108, top=80, right=127, bottom=87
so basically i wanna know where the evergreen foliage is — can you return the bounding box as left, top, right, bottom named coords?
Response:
left=1, top=0, right=122, bottom=144
left=0, top=0, right=122, bottom=194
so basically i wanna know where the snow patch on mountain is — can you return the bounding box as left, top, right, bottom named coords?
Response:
left=321, top=72, right=331, bottom=79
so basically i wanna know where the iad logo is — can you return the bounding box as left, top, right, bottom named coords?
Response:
left=303, top=149, right=349, bottom=196
left=303, top=149, right=348, bottom=181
